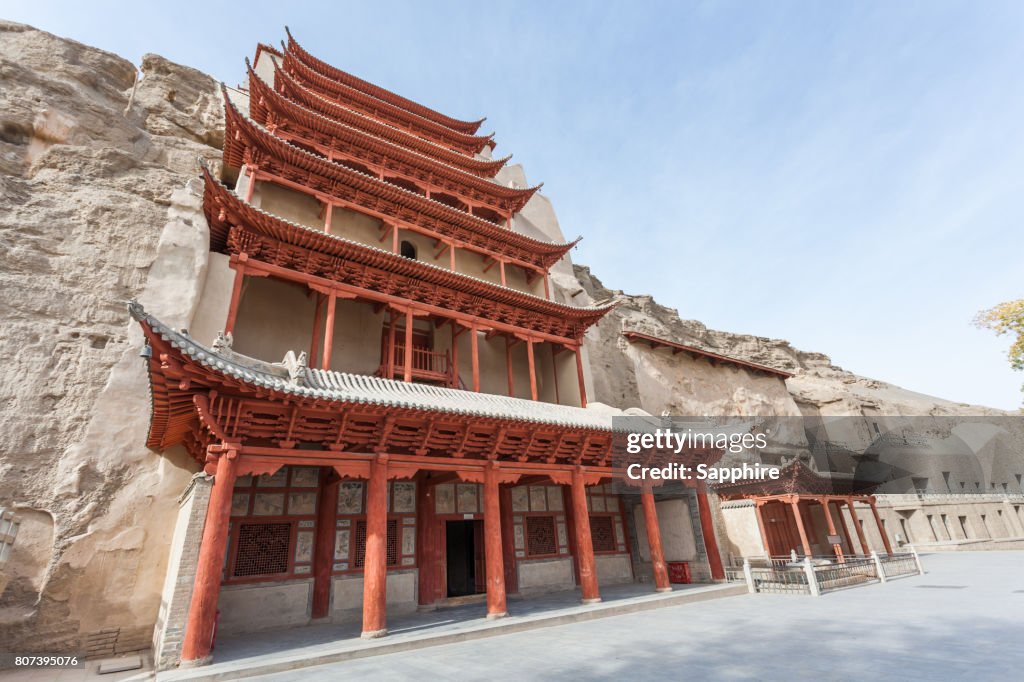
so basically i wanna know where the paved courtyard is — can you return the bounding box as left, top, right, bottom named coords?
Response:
left=254, top=551, right=1024, bottom=681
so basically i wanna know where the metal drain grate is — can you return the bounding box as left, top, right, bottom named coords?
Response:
left=916, top=585, right=967, bottom=589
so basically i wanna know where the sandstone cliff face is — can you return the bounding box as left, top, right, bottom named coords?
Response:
left=0, top=22, right=222, bottom=655
left=569, top=264, right=1003, bottom=420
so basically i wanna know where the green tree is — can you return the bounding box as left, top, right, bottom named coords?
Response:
left=974, top=299, right=1024, bottom=406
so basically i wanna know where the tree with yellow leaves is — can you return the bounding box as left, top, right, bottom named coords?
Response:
left=974, top=299, right=1024, bottom=407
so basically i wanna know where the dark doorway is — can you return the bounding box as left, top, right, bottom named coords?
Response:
left=446, top=520, right=485, bottom=597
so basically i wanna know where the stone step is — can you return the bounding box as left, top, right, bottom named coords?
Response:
left=159, top=583, right=747, bottom=681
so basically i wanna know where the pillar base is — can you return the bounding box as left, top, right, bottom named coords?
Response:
left=178, top=655, right=213, bottom=669
left=581, top=597, right=602, bottom=604
left=360, top=628, right=388, bottom=640
left=655, top=587, right=673, bottom=593
left=486, top=611, right=508, bottom=620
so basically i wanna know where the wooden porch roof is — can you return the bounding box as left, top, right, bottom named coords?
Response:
left=131, top=303, right=618, bottom=472
left=714, top=460, right=880, bottom=498
left=623, top=331, right=795, bottom=379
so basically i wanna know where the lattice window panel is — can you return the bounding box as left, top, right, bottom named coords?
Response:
left=526, top=515, right=557, bottom=557
left=590, top=516, right=616, bottom=553
left=233, top=522, right=291, bottom=577
left=354, top=519, right=398, bottom=568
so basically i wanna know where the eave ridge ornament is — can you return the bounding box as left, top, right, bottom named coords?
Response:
left=273, top=350, right=308, bottom=386
left=211, top=331, right=233, bottom=353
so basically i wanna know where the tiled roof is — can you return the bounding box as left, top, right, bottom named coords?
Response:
left=222, top=95, right=577, bottom=265
left=202, top=167, right=609, bottom=323
left=285, top=28, right=486, bottom=135
left=248, top=62, right=539, bottom=209
left=623, top=331, right=795, bottom=379
left=130, top=303, right=620, bottom=432
left=271, top=60, right=511, bottom=176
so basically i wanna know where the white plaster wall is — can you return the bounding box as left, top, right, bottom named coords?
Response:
left=152, top=482, right=196, bottom=655
left=326, top=299, right=387, bottom=375
left=232, top=276, right=316, bottom=362
left=633, top=498, right=697, bottom=563
left=253, top=49, right=277, bottom=87
left=517, top=557, right=575, bottom=592
left=254, top=181, right=321, bottom=227
left=594, top=554, right=633, bottom=585
left=189, top=252, right=233, bottom=346
left=217, top=580, right=312, bottom=634
left=719, top=505, right=765, bottom=559
left=330, top=571, right=418, bottom=620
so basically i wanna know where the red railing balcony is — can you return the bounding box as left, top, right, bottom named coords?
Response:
left=378, top=342, right=456, bottom=386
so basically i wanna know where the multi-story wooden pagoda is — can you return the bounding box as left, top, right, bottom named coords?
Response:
left=136, top=32, right=724, bottom=668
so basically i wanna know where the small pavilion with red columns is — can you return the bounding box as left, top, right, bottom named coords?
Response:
left=715, top=460, right=894, bottom=561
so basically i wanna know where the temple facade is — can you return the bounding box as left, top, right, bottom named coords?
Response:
left=5, top=24, right=1021, bottom=668
left=142, top=33, right=731, bottom=669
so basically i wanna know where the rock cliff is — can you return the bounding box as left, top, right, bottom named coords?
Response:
left=570, top=264, right=1003, bottom=420
left=0, top=21, right=222, bottom=656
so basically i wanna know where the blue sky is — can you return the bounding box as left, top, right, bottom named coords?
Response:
left=7, top=1, right=1023, bottom=409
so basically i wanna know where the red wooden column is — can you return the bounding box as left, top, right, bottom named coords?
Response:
left=323, top=201, right=333, bottom=234
left=868, top=498, right=894, bottom=555
left=499, top=486, right=518, bottom=595
left=386, top=311, right=397, bottom=380
left=641, top=486, right=671, bottom=591
left=505, top=337, right=515, bottom=397
left=551, top=348, right=561, bottom=405
left=570, top=468, right=601, bottom=603
left=403, top=308, right=414, bottom=382
left=309, top=293, right=324, bottom=361
left=470, top=326, right=480, bottom=392
left=820, top=497, right=844, bottom=562
left=574, top=345, right=588, bottom=407
left=181, top=446, right=238, bottom=664
left=754, top=501, right=772, bottom=555
left=833, top=501, right=855, bottom=555
left=224, top=255, right=248, bottom=336
left=244, top=166, right=257, bottom=202
left=790, top=498, right=813, bottom=557
left=450, top=323, right=460, bottom=389
left=483, top=463, right=508, bottom=618
left=417, top=475, right=441, bottom=606
left=361, top=455, right=389, bottom=639
left=562, top=485, right=581, bottom=584
left=321, top=291, right=337, bottom=369
left=847, top=498, right=870, bottom=554
left=312, top=469, right=339, bottom=618
left=695, top=482, right=725, bottom=580
left=526, top=338, right=538, bottom=400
